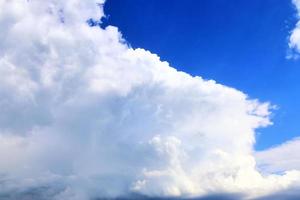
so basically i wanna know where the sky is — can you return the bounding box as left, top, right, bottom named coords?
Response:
left=1, top=0, right=300, bottom=200
left=102, top=0, right=300, bottom=150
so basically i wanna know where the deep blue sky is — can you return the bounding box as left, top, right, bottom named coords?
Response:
left=102, top=0, right=300, bottom=150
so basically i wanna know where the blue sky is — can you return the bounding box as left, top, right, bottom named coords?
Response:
left=103, top=0, right=300, bottom=150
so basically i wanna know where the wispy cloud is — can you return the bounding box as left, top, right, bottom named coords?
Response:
left=256, top=138, right=300, bottom=173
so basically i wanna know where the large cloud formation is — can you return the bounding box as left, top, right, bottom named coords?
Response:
left=0, top=1, right=300, bottom=200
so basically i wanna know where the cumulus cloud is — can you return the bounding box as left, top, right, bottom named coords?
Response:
left=0, top=0, right=300, bottom=199
left=289, top=0, right=300, bottom=54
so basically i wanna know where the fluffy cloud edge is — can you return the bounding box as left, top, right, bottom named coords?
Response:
left=289, top=0, right=300, bottom=56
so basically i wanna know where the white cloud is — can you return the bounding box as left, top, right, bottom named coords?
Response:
left=0, top=0, right=300, bottom=199
left=289, top=0, right=300, bottom=54
left=256, top=138, right=300, bottom=174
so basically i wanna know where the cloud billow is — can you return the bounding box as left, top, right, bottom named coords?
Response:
left=0, top=0, right=300, bottom=199
left=289, top=0, right=300, bottom=55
